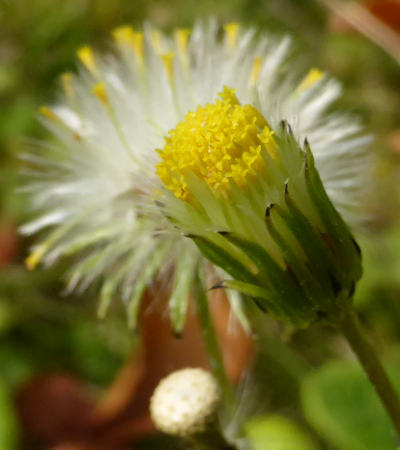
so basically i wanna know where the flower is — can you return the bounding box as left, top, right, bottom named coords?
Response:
left=22, top=20, right=370, bottom=330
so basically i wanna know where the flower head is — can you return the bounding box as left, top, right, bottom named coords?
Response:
left=22, top=21, right=370, bottom=330
left=150, top=368, right=220, bottom=436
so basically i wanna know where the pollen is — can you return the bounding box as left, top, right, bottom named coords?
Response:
left=92, top=82, right=109, bottom=105
left=77, top=45, right=97, bottom=74
left=251, top=56, right=262, bottom=85
left=151, top=30, right=162, bottom=53
left=60, top=72, right=74, bottom=99
left=39, top=106, right=60, bottom=122
left=156, top=87, right=276, bottom=200
left=297, top=68, right=324, bottom=93
left=175, top=28, right=191, bottom=55
left=161, top=52, right=174, bottom=80
left=25, top=245, right=47, bottom=270
left=113, top=26, right=144, bottom=63
left=224, top=23, right=240, bottom=48
left=112, top=25, right=135, bottom=46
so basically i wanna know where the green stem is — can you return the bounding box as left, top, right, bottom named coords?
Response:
left=340, top=308, right=400, bottom=438
left=192, top=271, right=235, bottom=410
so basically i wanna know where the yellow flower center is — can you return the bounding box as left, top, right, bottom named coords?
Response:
left=156, top=87, right=276, bottom=201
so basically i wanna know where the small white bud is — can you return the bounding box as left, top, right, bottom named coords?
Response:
left=150, top=368, right=221, bottom=437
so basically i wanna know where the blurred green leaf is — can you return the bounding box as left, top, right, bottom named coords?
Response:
left=0, top=66, right=19, bottom=95
left=301, top=358, right=400, bottom=450
left=0, top=379, right=20, bottom=450
left=245, top=414, right=318, bottom=450
left=70, top=320, right=131, bottom=385
left=355, top=228, right=400, bottom=308
left=0, top=301, right=16, bottom=336
left=0, top=345, right=35, bottom=389
left=0, top=97, right=37, bottom=140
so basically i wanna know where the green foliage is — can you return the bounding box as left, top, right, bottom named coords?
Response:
left=355, top=228, right=400, bottom=307
left=0, top=379, right=19, bottom=450
left=245, top=415, right=318, bottom=450
left=69, top=319, right=132, bottom=384
left=301, top=355, right=400, bottom=450
left=0, top=268, right=132, bottom=387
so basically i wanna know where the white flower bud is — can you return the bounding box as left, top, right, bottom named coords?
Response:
left=150, top=368, right=221, bottom=437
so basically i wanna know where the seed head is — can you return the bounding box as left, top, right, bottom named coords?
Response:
left=150, top=368, right=221, bottom=437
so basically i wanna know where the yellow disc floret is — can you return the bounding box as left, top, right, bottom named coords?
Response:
left=156, top=87, right=276, bottom=200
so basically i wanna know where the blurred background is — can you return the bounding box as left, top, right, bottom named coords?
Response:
left=1, top=0, right=400, bottom=449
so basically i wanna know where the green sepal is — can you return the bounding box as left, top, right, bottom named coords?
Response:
left=219, top=232, right=314, bottom=327
left=213, top=279, right=270, bottom=300
left=189, top=234, right=259, bottom=285
left=280, top=185, right=346, bottom=290
left=212, top=279, right=279, bottom=315
left=265, top=203, right=332, bottom=312
left=304, top=141, right=362, bottom=282
left=219, top=231, right=284, bottom=279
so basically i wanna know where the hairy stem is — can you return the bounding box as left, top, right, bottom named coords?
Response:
left=192, top=271, right=235, bottom=410
left=340, top=308, right=400, bottom=437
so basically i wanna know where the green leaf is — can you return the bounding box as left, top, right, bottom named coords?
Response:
left=245, top=414, right=318, bottom=450
left=302, top=359, right=398, bottom=450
